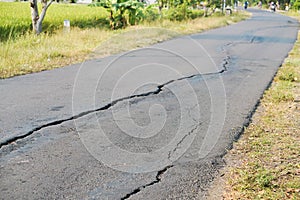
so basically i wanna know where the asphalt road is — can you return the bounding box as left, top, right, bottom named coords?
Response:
left=0, top=9, right=298, bottom=199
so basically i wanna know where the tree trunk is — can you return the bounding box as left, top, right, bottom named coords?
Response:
left=30, top=0, right=39, bottom=33
left=30, top=0, right=53, bottom=35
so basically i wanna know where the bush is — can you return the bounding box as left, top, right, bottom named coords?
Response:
left=166, top=4, right=188, bottom=21
left=188, top=9, right=205, bottom=19
left=165, top=4, right=204, bottom=21
left=143, top=6, right=160, bottom=22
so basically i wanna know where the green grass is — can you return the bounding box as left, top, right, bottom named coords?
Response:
left=0, top=2, right=109, bottom=41
left=223, top=14, right=300, bottom=199
left=0, top=2, right=31, bottom=41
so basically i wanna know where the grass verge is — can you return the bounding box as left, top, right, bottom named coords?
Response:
left=217, top=13, right=300, bottom=200
left=0, top=11, right=249, bottom=79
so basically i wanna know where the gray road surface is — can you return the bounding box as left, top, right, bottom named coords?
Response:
left=0, top=9, right=298, bottom=199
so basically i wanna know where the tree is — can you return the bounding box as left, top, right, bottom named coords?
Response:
left=30, top=0, right=54, bottom=34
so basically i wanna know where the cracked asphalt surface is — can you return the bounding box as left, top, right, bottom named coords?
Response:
left=0, top=9, right=299, bottom=199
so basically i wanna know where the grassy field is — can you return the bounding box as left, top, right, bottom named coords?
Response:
left=217, top=12, right=300, bottom=200
left=0, top=2, right=109, bottom=41
left=0, top=2, right=249, bottom=79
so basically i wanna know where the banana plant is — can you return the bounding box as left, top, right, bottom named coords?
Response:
left=96, top=0, right=145, bottom=29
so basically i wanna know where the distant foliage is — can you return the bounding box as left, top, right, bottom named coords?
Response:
left=292, top=0, right=300, bottom=10
left=247, top=0, right=299, bottom=10
left=91, top=0, right=208, bottom=29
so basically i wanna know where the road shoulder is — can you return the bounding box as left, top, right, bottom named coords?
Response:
left=205, top=19, right=300, bottom=199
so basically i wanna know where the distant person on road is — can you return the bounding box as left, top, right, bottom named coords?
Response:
left=270, top=1, right=276, bottom=12
left=244, top=1, right=249, bottom=9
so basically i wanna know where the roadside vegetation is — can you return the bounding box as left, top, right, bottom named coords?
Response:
left=222, top=12, right=300, bottom=199
left=247, top=0, right=300, bottom=10
left=0, top=1, right=249, bottom=79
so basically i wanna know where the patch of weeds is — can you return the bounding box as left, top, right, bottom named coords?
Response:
left=277, top=64, right=299, bottom=82
left=255, top=168, right=274, bottom=188
left=48, top=52, right=66, bottom=59
left=267, top=81, right=294, bottom=103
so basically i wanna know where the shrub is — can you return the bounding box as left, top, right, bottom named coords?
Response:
left=165, top=4, right=204, bottom=21
left=143, top=5, right=160, bottom=22
left=188, top=9, right=205, bottom=19
left=167, top=7, right=187, bottom=21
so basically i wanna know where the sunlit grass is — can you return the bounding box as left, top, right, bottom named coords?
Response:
left=0, top=2, right=109, bottom=41
left=0, top=28, right=110, bottom=78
